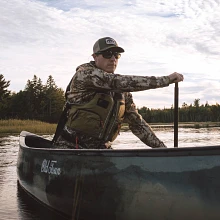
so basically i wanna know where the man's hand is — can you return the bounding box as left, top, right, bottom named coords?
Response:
left=168, top=72, right=184, bottom=83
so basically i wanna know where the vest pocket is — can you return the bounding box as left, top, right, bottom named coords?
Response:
left=67, top=109, right=102, bottom=137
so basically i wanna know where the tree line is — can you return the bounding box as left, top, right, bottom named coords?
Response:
left=0, top=74, right=220, bottom=123
left=0, top=74, right=65, bottom=123
left=138, top=99, right=220, bottom=123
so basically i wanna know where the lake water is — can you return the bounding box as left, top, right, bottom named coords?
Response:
left=0, top=128, right=220, bottom=219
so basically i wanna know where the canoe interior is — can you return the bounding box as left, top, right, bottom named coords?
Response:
left=25, top=134, right=53, bottom=148
left=22, top=131, right=220, bottom=157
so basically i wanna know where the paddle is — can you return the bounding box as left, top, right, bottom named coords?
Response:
left=174, top=82, right=179, bottom=147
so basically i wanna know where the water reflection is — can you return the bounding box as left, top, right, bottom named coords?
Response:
left=0, top=135, right=19, bottom=167
left=0, top=166, right=19, bottom=219
left=112, top=127, right=220, bottom=149
left=17, top=183, right=68, bottom=220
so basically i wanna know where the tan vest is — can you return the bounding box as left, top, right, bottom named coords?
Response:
left=66, top=93, right=125, bottom=142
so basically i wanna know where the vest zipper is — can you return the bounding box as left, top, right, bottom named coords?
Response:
left=98, top=102, right=114, bottom=139
left=103, top=101, right=120, bottom=141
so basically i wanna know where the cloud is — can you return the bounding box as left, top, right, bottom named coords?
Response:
left=0, top=0, right=220, bottom=108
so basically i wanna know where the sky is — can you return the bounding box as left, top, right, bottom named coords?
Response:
left=1, top=0, right=220, bottom=109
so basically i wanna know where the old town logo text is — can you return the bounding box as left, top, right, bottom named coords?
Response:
left=41, top=159, right=61, bottom=175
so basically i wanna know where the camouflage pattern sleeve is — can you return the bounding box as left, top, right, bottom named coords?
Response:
left=123, top=92, right=167, bottom=148
left=71, top=62, right=170, bottom=93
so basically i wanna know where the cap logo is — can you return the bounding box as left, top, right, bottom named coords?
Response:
left=106, top=38, right=116, bottom=45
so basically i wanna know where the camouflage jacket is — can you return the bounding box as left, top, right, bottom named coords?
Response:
left=55, top=61, right=171, bottom=149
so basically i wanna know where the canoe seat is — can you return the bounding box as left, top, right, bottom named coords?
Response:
left=25, top=135, right=53, bottom=148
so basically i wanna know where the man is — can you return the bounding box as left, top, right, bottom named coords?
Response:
left=53, top=37, right=184, bottom=149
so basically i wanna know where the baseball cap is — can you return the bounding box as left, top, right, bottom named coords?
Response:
left=93, top=37, right=125, bottom=54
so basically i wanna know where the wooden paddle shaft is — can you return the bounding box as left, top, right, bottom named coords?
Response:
left=174, top=82, right=179, bottom=147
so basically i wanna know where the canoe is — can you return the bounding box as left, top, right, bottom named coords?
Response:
left=17, top=130, right=220, bottom=220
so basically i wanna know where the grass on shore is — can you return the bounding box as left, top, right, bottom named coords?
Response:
left=0, top=119, right=57, bottom=135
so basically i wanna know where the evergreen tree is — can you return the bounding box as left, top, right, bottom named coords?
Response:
left=44, top=75, right=64, bottom=122
left=7, top=91, right=28, bottom=118
left=24, top=75, right=45, bottom=119
left=0, top=74, right=10, bottom=101
left=0, top=74, right=11, bottom=118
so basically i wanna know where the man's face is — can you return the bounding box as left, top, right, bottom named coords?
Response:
left=93, top=50, right=121, bottom=73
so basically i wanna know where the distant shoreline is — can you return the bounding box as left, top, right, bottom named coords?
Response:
left=0, top=119, right=219, bottom=135
left=121, top=122, right=220, bottom=131
left=151, top=122, right=220, bottom=128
